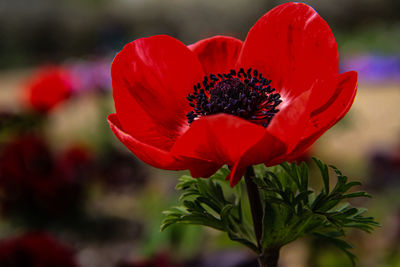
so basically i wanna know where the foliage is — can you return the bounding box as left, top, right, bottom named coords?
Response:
left=161, top=167, right=257, bottom=251
left=162, top=159, right=379, bottom=265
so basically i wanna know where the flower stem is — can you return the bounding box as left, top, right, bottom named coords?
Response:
left=244, top=166, right=280, bottom=267
left=244, top=166, right=263, bottom=252
left=258, top=248, right=280, bottom=267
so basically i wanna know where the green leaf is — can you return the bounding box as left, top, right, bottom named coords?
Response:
left=258, top=158, right=378, bottom=258
left=313, top=158, right=330, bottom=194
left=161, top=170, right=258, bottom=252
left=162, top=158, right=378, bottom=263
left=342, top=192, right=372, bottom=199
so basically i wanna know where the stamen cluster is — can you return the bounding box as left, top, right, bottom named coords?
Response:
left=186, top=68, right=282, bottom=127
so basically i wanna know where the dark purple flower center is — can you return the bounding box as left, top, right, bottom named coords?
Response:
left=186, top=68, right=282, bottom=127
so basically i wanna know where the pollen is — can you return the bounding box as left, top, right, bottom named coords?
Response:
left=186, top=68, right=282, bottom=127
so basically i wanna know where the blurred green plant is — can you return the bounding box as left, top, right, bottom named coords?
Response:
left=162, top=159, right=379, bottom=266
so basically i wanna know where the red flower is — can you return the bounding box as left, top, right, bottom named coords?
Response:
left=24, top=66, right=73, bottom=113
left=0, top=135, right=89, bottom=218
left=57, top=145, right=93, bottom=180
left=0, top=232, right=78, bottom=267
left=108, top=3, right=358, bottom=186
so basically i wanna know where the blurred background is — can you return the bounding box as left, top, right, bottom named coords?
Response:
left=0, top=0, right=399, bottom=266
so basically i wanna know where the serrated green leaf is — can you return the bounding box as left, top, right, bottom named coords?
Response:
left=342, top=192, right=372, bottom=199
left=266, top=171, right=283, bottom=191
left=163, top=158, right=378, bottom=263
left=313, top=158, right=330, bottom=194
left=299, top=162, right=309, bottom=192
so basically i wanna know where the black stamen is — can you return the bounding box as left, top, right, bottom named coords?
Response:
left=186, top=68, right=282, bottom=128
left=210, top=74, right=219, bottom=81
left=247, top=68, right=252, bottom=78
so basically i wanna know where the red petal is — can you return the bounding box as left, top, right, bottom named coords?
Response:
left=112, top=35, right=204, bottom=150
left=189, top=36, right=243, bottom=75
left=171, top=114, right=266, bottom=167
left=287, top=71, right=358, bottom=160
left=186, top=160, right=222, bottom=179
left=267, top=89, right=313, bottom=152
left=171, top=114, right=286, bottom=185
left=228, top=131, right=287, bottom=186
left=112, top=75, right=177, bottom=150
left=108, top=114, right=185, bottom=170
left=227, top=167, right=247, bottom=187
left=238, top=2, right=338, bottom=99
left=109, top=114, right=222, bottom=174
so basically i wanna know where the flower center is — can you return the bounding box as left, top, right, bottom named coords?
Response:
left=186, top=68, right=282, bottom=127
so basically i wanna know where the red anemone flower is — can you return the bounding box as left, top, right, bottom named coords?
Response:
left=108, top=2, right=358, bottom=186
left=0, top=135, right=89, bottom=218
left=24, top=66, right=73, bottom=113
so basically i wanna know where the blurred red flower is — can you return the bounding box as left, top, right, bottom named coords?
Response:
left=0, top=135, right=91, bottom=219
left=108, top=2, right=357, bottom=186
left=0, top=232, right=78, bottom=267
left=24, top=66, right=73, bottom=113
left=58, top=144, right=93, bottom=181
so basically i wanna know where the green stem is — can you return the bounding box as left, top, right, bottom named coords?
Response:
left=258, top=248, right=280, bottom=267
left=244, top=166, right=280, bottom=267
left=244, top=166, right=263, bottom=252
